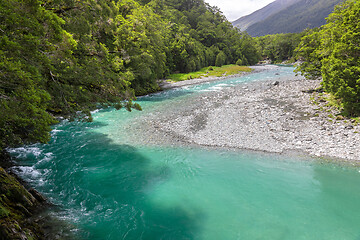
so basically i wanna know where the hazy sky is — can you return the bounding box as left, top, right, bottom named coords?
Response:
left=205, top=0, right=275, bottom=21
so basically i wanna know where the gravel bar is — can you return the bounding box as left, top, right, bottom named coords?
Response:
left=132, top=65, right=360, bottom=163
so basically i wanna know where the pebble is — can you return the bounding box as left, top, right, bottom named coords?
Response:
left=133, top=67, right=360, bottom=163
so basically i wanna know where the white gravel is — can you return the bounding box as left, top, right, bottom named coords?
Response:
left=132, top=66, right=360, bottom=163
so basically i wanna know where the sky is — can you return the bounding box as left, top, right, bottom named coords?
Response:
left=205, top=0, right=275, bottom=21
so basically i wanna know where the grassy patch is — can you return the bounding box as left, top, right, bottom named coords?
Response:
left=328, top=113, right=335, bottom=119
left=325, top=94, right=342, bottom=109
left=166, top=65, right=252, bottom=82
left=352, top=117, right=360, bottom=126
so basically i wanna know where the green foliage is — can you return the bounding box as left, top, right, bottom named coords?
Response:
left=296, top=0, right=360, bottom=115
left=215, top=51, right=226, bottom=67
left=167, top=65, right=252, bottom=82
left=295, top=29, right=323, bottom=79
left=0, top=0, right=262, bottom=151
left=238, top=32, right=261, bottom=65
left=236, top=59, right=244, bottom=66
left=256, top=32, right=305, bottom=63
left=0, top=0, right=135, bottom=150
left=0, top=0, right=62, bottom=150
left=0, top=166, right=44, bottom=239
left=114, top=0, right=170, bottom=93
left=149, top=0, right=261, bottom=71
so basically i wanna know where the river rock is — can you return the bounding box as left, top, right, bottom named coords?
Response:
left=130, top=66, right=360, bottom=163
left=0, top=167, right=45, bottom=239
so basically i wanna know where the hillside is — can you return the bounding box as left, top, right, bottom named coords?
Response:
left=233, top=0, right=343, bottom=37
left=232, top=0, right=298, bottom=31
left=0, top=0, right=260, bottom=153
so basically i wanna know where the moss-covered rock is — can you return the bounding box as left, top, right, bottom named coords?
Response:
left=0, top=167, right=45, bottom=240
left=0, top=168, right=36, bottom=207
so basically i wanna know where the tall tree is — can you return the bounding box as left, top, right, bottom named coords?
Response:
left=296, top=0, right=360, bottom=115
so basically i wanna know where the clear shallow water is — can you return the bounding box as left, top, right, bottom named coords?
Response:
left=10, top=66, right=360, bottom=239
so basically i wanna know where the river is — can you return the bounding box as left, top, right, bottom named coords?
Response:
left=10, top=66, right=360, bottom=239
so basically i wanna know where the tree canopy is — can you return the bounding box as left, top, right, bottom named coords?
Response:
left=0, top=0, right=261, bottom=151
left=255, top=32, right=305, bottom=63
left=296, top=0, right=360, bottom=115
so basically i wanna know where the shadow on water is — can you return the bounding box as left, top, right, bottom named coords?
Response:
left=12, top=120, right=203, bottom=239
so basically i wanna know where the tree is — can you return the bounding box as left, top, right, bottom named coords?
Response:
left=0, top=0, right=66, bottom=150
left=296, top=0, right=360, bottom=115
left=0, top=0, right=263, bottom=151
left=295, top=29, right=322, bottom=79
left=114, top=0, right=170, bottom=94
left=215, top=51, right=226, bottom=67
left=320, top=0, right=360, bottom=114
left=256, top=32, right=304, bottom=63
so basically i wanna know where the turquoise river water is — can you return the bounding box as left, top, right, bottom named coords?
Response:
left=10, top=66, right=360, bottom=239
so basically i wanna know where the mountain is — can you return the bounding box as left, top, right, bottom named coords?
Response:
left=232, top=0, right=298, bottom=31
left=232, top=0, right=343, bottom=37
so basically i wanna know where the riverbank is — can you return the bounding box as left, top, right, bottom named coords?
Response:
left=158, top=65, right=270, bottom=89
left=0, top=152, right=46, bottom=239
left=136, top=65, right=360, bottom=163
left=4, top=65, right=359, bottom=239
left=0, top=153, right=76, bottom=240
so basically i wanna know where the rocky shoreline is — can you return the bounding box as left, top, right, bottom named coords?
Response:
left=133, top=65, right=360, bottom=163
left=0, top=153, right=76, bottom=240
left=0, top=152, right=47, bottom=239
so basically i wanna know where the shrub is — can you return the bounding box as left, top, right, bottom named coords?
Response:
left=215, top=51, right=226, bottom=67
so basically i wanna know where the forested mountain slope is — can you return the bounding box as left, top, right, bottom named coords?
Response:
left=232, top=0, right=298, bottom=31
left=232, top=0, right=343, bottom=37
left=0, top=0, right=260, bottom=152
left=233, top=0, right=343, bottom=37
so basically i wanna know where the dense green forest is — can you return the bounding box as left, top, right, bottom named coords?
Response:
left=0, top=0, right=260, bottom=152
left=295, top=0, right=360, bottom=116
left=255, top=32, right=305, bottom=63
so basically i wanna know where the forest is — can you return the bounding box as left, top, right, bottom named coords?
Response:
left=1, top=0, right=360, bottom=153
left=295, top=0, right=360, bottom=116
left=0, top=0, right=260, bottom=152
left=255, top=32, right=305, bottom=63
